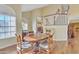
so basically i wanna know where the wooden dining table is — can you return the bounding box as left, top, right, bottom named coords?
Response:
left=24, top=33, right=49, bottom=42
left=23, top=33, right=50, bottom=53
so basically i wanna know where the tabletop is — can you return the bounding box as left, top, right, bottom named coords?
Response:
left=23, top=33, right=49, bottom=42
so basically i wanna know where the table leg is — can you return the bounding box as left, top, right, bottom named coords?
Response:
left=33, top=41, right=40, bottom=54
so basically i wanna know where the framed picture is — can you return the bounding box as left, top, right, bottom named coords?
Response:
left=43, top=16, right=54, bottom=26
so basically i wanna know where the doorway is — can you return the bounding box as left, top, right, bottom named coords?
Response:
left=68, top=22, right=79, bottom=53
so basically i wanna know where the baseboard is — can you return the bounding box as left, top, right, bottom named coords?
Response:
left=53, top=39, right=67, bottom=41
left=0, top=43, right=17, bottom=49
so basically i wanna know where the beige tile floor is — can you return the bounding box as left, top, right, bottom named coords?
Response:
left=0, top=45, right=17, bottom=54
left=0, top=41, right=67, bottom=54
left=0, top=40, right=79, bottom=54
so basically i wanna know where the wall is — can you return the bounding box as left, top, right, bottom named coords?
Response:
left=69, top=5, right=79, bottom=23
left=42, top=4, right=61, bottom=16
left=53, top=26, right=67, bottom=41
left=22, top=12, right=33, bottom=31
left=0, top=4, right=22, bottom=49
left=69, top=5, right=79, bottom=16
left=0, top=37, right=16, bottom=49
left=22, top=8, right=43, bottom=32
left=43, top=25, right=67, bottom=41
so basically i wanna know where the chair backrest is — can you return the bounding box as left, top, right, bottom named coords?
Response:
left=16, top=34, right=23, bottom=54
left=28, top=31, right=34, bottom=37
left=22, top=31, right=28, bottom=39
left=16, top=34, right=22, bottom=43
left=47, top=34, right=54, bottom=54
left=16, top=34, right=23, bottom=49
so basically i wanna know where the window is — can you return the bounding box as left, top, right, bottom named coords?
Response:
left=0, top=15, right=16, bottom=39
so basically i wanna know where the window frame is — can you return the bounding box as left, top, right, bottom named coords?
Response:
left=0, top=14, right=16, bottom=39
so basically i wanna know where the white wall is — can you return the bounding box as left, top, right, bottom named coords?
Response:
left=44, top=25, right=68, bottom=41
left=53, top=25, right=68, bottom=41
left=68, top=15, right=79, bottom=23
left=0, top=37, right=16, bottom=49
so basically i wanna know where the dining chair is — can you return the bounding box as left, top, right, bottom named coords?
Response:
left=16, top=34, right=32, bottom=54
left=39, top=33, right=54, bottom=54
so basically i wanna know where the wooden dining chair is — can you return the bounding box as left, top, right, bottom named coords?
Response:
left=16, top=34, right=22, bottom=54
left=39, top=33, right=54, bottom=54
left=16, top=34, right=32, bottom=54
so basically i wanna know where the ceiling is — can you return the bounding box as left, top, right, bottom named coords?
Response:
left=21, top=4, right=48, bottom=12
left=0, top=4, right=48, bottom=15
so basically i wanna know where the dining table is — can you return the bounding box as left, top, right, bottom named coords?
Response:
left=23, top=33, right=50, bottom=53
